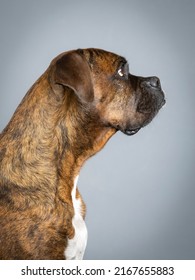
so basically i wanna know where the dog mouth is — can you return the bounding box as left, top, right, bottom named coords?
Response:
left=123, top=127, right=141, bottom=136
left=112, top=124, right=141, bottom=136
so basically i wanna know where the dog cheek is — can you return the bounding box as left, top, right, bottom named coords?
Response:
left=100, top=102, right=127, bottom=128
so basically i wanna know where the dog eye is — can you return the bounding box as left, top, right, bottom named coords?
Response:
left=118, top=68, right=124, bottom=77
left=117, top=63, right=129, bottom=78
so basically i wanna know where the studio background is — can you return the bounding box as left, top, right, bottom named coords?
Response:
left=0, top=0, right=194, bottom=259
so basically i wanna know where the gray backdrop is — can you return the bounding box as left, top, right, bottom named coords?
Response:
left=0, top=0, right=195, bottom=260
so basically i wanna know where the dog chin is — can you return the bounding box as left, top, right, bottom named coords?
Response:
left=111, top=124, right=141, bottom=136
left=123, top=127, right=141, bottom=136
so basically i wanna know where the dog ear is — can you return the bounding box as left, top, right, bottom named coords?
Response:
left=50, top=50, right=93, bottom=102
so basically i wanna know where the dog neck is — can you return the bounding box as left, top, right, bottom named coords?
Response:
left=0, top=73, right=116, bottom=207
left=50, top=87, right=117, bottom=205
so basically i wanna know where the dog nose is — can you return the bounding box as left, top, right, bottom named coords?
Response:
left=141, top=76, right=161, bottom=89
left=149, top=76, right=161, bottom=88
left=149, top=77, right=160, bottom=88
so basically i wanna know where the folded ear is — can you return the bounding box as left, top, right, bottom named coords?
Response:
left=50, top=50, right=93, bottom=102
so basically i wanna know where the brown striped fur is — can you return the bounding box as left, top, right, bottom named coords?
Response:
left=0, top=48, right=165, bottom=259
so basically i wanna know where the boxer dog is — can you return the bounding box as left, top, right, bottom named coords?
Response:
left=0, top=48, right=165, bottom=259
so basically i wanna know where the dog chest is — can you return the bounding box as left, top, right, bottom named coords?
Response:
left=64, top=176, right=88, bottom=260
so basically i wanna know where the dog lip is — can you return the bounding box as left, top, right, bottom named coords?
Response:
left=124, top=127, right=141, bottom=136
left=112, top=124, right=141, bottom=136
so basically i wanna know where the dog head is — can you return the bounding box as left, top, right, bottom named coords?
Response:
left=50, top=48, right=165, bottom=136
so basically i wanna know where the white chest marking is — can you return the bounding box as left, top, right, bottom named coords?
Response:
left=64, top=175, right=88, bottom=260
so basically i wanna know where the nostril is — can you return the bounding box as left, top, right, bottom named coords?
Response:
left=149, top=77, right=161, bottom=88
left=140, top=76, right=161, bottom=89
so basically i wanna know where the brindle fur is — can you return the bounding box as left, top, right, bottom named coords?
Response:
left=0, top=48, right=165, bottom=259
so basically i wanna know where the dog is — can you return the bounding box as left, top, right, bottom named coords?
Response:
left=0, top=48, right=165, bottom=259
